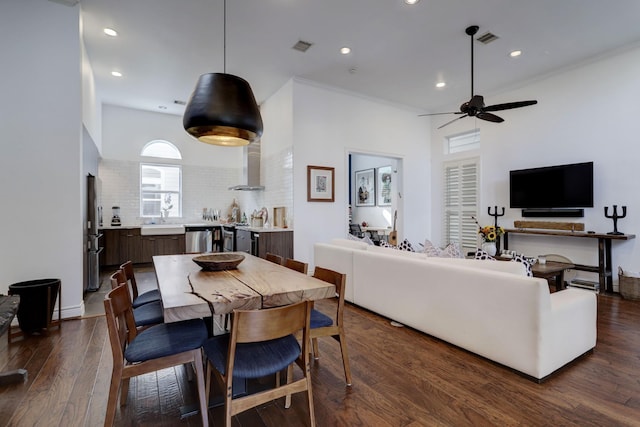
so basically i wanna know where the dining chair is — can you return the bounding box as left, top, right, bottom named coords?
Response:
left=284, top=258, right=309, bottom=275
left=202, top=300, right=316, bottom=427
left=110, top=270, right=163, bottom=328
left=310, top=266, right=352, bottom=386
left=103, top=284, right=209, bottom=427
left=120, top=261, right=161, bottom=308
left=265, top=252, right=284, bottom=265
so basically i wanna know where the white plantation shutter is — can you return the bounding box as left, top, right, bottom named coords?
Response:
left=443, top=158, right=479, bottom=254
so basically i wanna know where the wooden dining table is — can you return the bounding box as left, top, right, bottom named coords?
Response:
left=153, top=253, right=335, bottom=323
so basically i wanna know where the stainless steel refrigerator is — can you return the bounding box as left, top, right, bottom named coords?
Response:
left=87, top=174, right=103, bottom=292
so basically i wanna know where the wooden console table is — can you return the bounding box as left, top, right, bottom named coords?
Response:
left=503, top=229, right=635, bottom=294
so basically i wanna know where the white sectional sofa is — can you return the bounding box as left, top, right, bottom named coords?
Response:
left=314, top=238, right=597, bottom=380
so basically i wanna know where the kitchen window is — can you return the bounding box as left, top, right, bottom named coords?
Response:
left=140, top=163, right=182, bottom=218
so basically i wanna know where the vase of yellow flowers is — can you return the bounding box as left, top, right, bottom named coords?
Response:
left=472, top=216, right=504, bottom=256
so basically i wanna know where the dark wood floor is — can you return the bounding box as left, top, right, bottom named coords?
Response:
left=2, top=288, right=640, bottom=426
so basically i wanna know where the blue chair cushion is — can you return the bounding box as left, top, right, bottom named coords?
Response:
left=310, top=308, right=333, bottom=329
left=133, top=300, right=164, bottom=327
left=125, top=318, right=207, bottom=363
left=203, top=334, right=300, bottom=379
left=132, top=289, right=161, bottom=308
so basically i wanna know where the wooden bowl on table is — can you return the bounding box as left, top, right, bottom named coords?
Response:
left=192, top=254, right=245, bottom=271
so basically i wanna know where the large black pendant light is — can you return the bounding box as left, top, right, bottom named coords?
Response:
left=183, top=0, right=263, bottom=146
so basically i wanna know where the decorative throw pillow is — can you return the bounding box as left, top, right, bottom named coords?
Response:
left=511, top=253, right=533, bottom=276
left=347, top=233, right=374, bottom=246
left=379, top=240, right=395, bottom=249
left=397, top=239, right=415, bottom=252
left=423, top=240, right=463, bottom=258
left=441, top=242, right=463, bottom=259
left=423, top=239, right=441, bottom=257
left=474, top=248, right=496, bottom=260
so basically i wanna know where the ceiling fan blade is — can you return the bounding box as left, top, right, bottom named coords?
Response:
left=476, top=112, right=504, bottom=123
left=484, top=100, right=538, bottom=112
left=418, top=111, right=464, bottom=117
left=438, top=115, right=468, bottom=129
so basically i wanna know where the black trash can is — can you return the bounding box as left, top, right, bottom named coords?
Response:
left=8, top=278, right=60, bottom=333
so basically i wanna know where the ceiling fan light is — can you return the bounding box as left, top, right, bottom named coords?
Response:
left=183, top=73, right=263, bottom=146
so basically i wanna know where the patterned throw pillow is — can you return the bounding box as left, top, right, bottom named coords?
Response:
left=397, top=239, right=415, bottom=252
left=423, top=239, right=442, bottom=257
left=474, top=248, right=496, bottom=260
left=423, top=240, right=463, bottom=258
left=511, top=253, right=533, bottom=276
left=379, top=239, right=415, bottom=251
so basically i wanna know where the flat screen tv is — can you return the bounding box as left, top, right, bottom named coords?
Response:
left=509, top=162, right=594, bottom=209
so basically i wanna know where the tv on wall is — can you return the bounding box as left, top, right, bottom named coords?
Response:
left=509, top=161, right=594, bottom=209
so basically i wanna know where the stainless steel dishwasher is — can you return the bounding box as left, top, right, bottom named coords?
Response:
left=185, top=225, right=213, bottom=253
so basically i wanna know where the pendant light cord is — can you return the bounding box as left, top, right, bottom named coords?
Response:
left=223, top=0, right=227, bottom=73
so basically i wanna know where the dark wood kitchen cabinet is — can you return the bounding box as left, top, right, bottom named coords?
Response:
left=140, top=235, right=185, bottom=263
left=121, top=228, right=144, bottom=264
left=100, top=228, right=184, bottom=266
left=101, top=228, right=121, bottom=266
left=257, top=230, right=293, bottom=259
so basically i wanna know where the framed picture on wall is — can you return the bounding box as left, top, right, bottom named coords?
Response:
left=307, top=165, right=335, bottom=202
left=355, top=168, right=376, bottom=207
left=377, top=166, right=392, bottom=206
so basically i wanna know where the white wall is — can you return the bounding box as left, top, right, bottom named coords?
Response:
left=236, top=80, right=294, bottom=224
left=81, top=25, right=101, bottom=152
left=0, top=0, right=84, bottom=316
left=102, top=105, right=241, bottom=167
left=290, top=79, right=431, bottom=264
left=430, top=45, right=640, bottom=288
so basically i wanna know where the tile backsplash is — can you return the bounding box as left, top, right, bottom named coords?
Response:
left=98, top=145, right=293, bottom=227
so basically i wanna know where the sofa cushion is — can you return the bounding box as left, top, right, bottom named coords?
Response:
left=330, top=238, right=369, bottom=250
left=367, top=244, right=427, bottom=260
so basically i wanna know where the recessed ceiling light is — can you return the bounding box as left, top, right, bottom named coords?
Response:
left=111, top=71, right=122, bottom=77
left=404, top=0, right=420, bottom=4
left=436, top=82, right=446, bottom=88
left=340, top=47, right=351, bottom=55
left=510, top=50, right=522, bottom=57
left=103, top=28, right=118, bottom=37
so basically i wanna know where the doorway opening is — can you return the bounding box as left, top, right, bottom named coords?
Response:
left=348, top=151, right=403, bottom=244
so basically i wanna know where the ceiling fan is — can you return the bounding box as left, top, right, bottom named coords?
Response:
left=421, top=25, right=537, bottom=129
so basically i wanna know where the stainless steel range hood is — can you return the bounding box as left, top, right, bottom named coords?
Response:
left=228, top=141, right=264, bottom=191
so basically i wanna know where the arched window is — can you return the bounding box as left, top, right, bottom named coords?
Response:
left=141, top=140, right=182, bottom=159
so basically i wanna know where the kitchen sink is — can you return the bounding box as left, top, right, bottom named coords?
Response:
left=140, top=224, right=185, bottom=235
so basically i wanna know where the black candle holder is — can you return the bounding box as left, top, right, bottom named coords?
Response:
left=604, top=205, right=626, bottom=235
left=488, top=206, right=505, bottom=251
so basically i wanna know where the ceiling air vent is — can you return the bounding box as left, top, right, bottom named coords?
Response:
left=292, top=40, right=313, bottom=53
left=476, top=32, right=499, bottom=44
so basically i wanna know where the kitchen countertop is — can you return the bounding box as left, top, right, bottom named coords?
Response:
left=236, top=226, right=293, bottom=233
